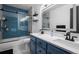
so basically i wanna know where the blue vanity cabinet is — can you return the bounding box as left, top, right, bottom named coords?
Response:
left=37, top=38, right=47, bottom=50
left=30, top=35, right=72, bottom=54
left=30, top=36, right=47, bottom=54
left=36, top=46, right=46, bottom=54
left=47, top=43, right=71, bottom=54
left=36, top=38, right=47, bottom=54
left=30, top=36, right=37, bottom=54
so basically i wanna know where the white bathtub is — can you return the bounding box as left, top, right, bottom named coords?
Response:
left=0, top=36, right=30, bottom=43
left=0, top=36, right=30, bottom=52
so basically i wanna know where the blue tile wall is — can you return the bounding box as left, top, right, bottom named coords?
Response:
left=2, top=5, right=29, bottom=39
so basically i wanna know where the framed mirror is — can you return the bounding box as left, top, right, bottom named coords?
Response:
left=42, top=12, right=50, bottom=30
left=70, top=5, right=79, bottom=33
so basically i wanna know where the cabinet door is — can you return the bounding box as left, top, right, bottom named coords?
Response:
left=30, top=40, right=36, bottom=54
left=31, top=36, right=36, bottom=42
left=30, top=36, right=36, bottom=54
left=37, top=38, right=47, bottom=50
left=47, top=44, right=71, bottom=54
left=37, top=46, right=46, bottom=54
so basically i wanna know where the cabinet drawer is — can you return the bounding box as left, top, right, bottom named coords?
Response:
left=37, top=38, right=47, bottom=50
left=37, top=46, right=46, bottom=54
left=47, top=44, right=70, bottom=54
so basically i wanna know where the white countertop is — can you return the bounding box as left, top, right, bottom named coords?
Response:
left=31, top=33, right=79, bottom=54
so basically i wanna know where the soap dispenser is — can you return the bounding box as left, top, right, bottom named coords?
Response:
left=50, top=30, right=53, bottom=36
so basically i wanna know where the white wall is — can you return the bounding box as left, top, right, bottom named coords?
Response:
left=32, top=4, right=42, bottom=33
left=49, top=5, right=73, bottom=30
left=49, top=5, right=72, bottom=38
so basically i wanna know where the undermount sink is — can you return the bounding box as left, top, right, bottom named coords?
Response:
left=66, top=38, right=79, bottom=44
left=73, top=40, right=79, bottom=44
left=74, top=41, right=79, bottom=44
left=58, top=38, right=79, bottom=44
left=53, top=39, right=79, bottom=49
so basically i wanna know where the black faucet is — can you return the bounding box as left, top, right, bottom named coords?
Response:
left=64, top=32, right=71, bottom=40
left=71, top=36, right=77, bottom=41
left=64, top=32, right=77, bottom=41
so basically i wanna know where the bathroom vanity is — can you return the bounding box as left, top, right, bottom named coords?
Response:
left=30, top=33, right=79, bottom=54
